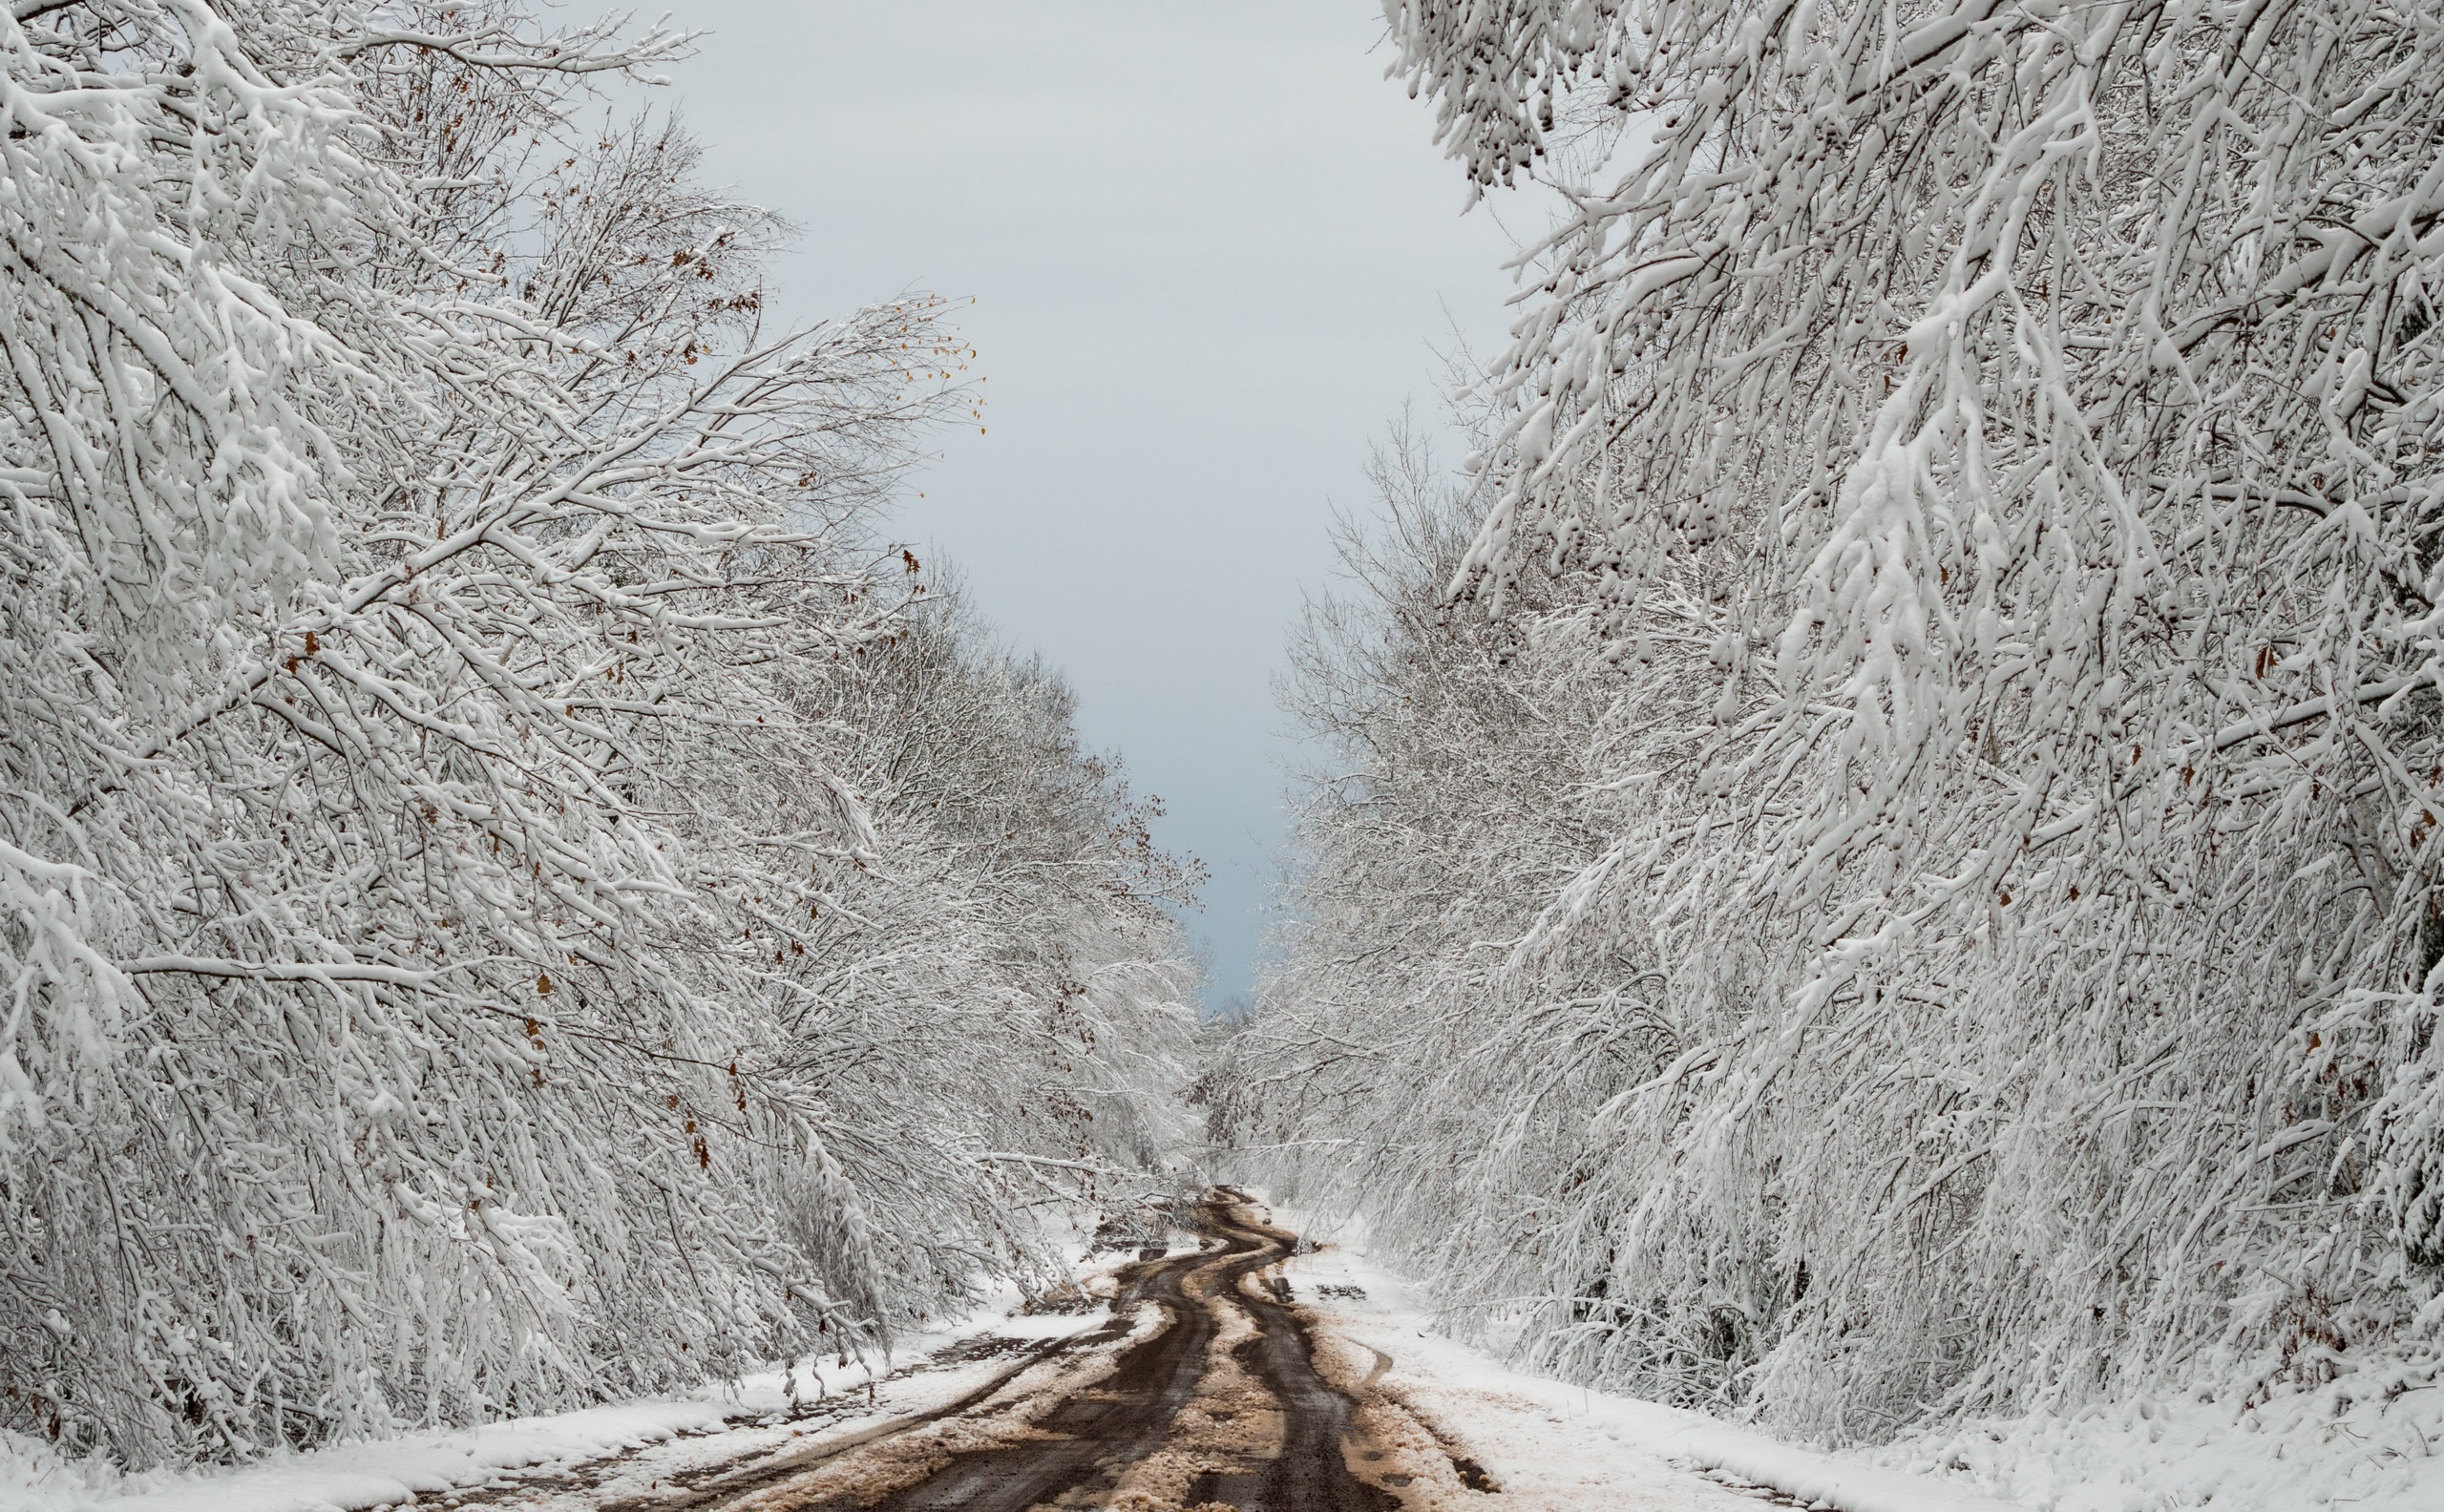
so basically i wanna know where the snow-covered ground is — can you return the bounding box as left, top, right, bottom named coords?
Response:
left=1862, top=1365, right=2444, bottom=1512
left=18, top=1203, right=2437, bottom=1512
left=0, top=1271, right=1121, bottom=1512
left=1274, top=1202, right=2016, bottom=1512
left=1271, top=1199, right=2444, bottom=1512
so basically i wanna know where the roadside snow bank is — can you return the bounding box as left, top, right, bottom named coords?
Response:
left=1, top=1268, right=1110, bottom=1512
left=3, top=1401, right=736, bottom=1512
left=1866, top=1362, right=2444, bottom=1512
left=1274, top=1218, right=2017, bottom=1512
left=1266, top=1196, right=2444, bottom=1512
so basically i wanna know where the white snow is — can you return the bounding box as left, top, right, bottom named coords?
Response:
left=29, top=1204, right=2432, bottom=1512
left=3, top=1402, right=736, bottom=1512
left=1271, top=1199, right=2023, bottom=1512
left=0, top=1283, right=1111, bottom=1512
left=1865, top=1370, right=2444, bottom=1512
left=1272, top=1197, right=2444, bottom=1512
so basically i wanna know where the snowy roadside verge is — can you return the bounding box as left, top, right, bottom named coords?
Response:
left=1, top=1261, right=1136, bottom=1512
left=1266, top=1199, right=2022, bottom=1512
left=2, top=1400, right=741, bottom=1512
left=1265, top=1197, right=2444, bottom=1512
left=1860, top=1362, right=2444, bottom=1512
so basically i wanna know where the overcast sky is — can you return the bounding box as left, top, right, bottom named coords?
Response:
left=659, top=2, right=1525, bottom=1009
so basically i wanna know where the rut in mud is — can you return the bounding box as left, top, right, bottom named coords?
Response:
left=671, top=1189, right=1435, bottom=1512
left=772, top=1190, right=1400, bottom=1512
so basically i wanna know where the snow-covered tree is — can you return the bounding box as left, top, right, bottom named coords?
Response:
left=1, top=1, right=1195, bottom=1467
left=747, top=595, right=1204, bottom=1323
left=1226, top=0, right=2444, bottom=1442
left=1209, top=429, right=1642, bottom=1307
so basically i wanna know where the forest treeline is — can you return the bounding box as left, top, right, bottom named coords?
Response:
left=1215, top=0, right=2444, bottom=1445
left=0, top=1, right=1197, bottom=1467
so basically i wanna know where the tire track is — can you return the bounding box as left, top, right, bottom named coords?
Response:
left=544, top=1192, right=1440, bottom=1512
left=731, top=1191, right=1401, bottom=1512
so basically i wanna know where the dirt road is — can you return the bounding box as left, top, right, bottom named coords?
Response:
left=602, top=1189, right=1473, bottom=1512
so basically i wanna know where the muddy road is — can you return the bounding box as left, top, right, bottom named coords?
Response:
left=595, top=1190, right=1483, bottom=1512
